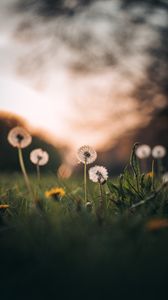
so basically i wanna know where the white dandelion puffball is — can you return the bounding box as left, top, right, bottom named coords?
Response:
left=152, top=145, right=166, bottom=158
left=30, top=148, right=49, bottom=166
left=162, top=172, right=168, bottom=183
left=85, top=202, right=92, bottom=209
left=89, top=165, right=108, bottom=184
left=77, top=145, right=97, bottom=164
left=8, top=126, right=32, bottom=148
left=135, top=144, right=151, bottom=159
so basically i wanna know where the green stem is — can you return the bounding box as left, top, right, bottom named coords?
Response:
left=84, top=161, right=87, bottom=203
left=127, top=179, right=143, bottom=200
left=152, top=159, right=155, bottom=191
left=18, top=147, right=32, bottom=196
left=36, top=163, right=40, bottom=183
left=130, top=143, right=140, bottom=193
left=136, top=174, right=140, bottom=193
left=99, top=182, right=104, bottom=209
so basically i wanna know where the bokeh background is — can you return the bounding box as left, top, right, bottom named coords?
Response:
left=0, top=0, right=168, bottom=175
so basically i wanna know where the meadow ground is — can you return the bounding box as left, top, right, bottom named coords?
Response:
left=0, top=150, right=168, bottom=300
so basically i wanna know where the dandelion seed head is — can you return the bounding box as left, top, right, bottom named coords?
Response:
left=135, top=144, right=151, bottom=159
left=8, top=126, right=32, bottom=148
left=77, top=145, right=97, bottom=164
left=162, top=172, right=168, bottom=183
left=30, top=148, right=49, bottom=166
left=89, top=165, right=108, bottom=184
left=152, top=145, right=166, bottom=158
left=85, top=201, right=92, bottom=210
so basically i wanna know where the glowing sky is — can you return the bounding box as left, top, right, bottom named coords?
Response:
left=0, top=74, right=75, bottom=145
left=0, top=0, right=167, bottom=151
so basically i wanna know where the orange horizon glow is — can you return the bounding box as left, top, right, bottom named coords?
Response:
left=0, top=69, right=160, bottom=156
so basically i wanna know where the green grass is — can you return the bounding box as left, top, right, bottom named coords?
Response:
left=0, top=146, right=168, bottom=300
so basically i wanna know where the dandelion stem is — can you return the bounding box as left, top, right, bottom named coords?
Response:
left=18, top=147, right=32, bottom=195
left=84, top=161, right=87, bottom=203
left=152, top=159, right=155, bottom=191
left=99, top=182, right=104, bottom=209
left=36, top=163, right=40, bottom=182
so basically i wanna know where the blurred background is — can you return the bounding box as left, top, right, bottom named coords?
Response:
left=0, top=0, right=168, bottom=176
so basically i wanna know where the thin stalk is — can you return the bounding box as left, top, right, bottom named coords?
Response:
left=36, top=163, right=40, bottom=182
left=152, top=159, right=155, bottom=191
left=99, top=182, right=104, bottom=209
left=136, top=174, right=140, bottom=193
left=18, top=147, right=32, bottom=196
left=127, top=179, right=143, bottom=200
left=130, top=142, right=140, bottom=193
left=84, top=161, right=87, bottom=203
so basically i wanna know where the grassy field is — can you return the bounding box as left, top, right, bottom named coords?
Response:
left=0, top=147, right=168, bottom=300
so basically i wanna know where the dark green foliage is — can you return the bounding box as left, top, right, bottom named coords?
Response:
left=107, top=144, right=168, bottom=216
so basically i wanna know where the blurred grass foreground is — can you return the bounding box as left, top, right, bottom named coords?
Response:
left=0, top=144, right=168, bottom=300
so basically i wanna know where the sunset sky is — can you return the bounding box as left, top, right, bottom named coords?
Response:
left=0, top=0, right=167, bottom=152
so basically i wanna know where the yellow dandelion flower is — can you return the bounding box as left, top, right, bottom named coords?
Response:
left=146, top=172, right=154, bottom=178
left=146, top=218, right=168, bottom=231
left=45, top=187, right=65, bottom=201
left=0, top=204, right=10, bottom=209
